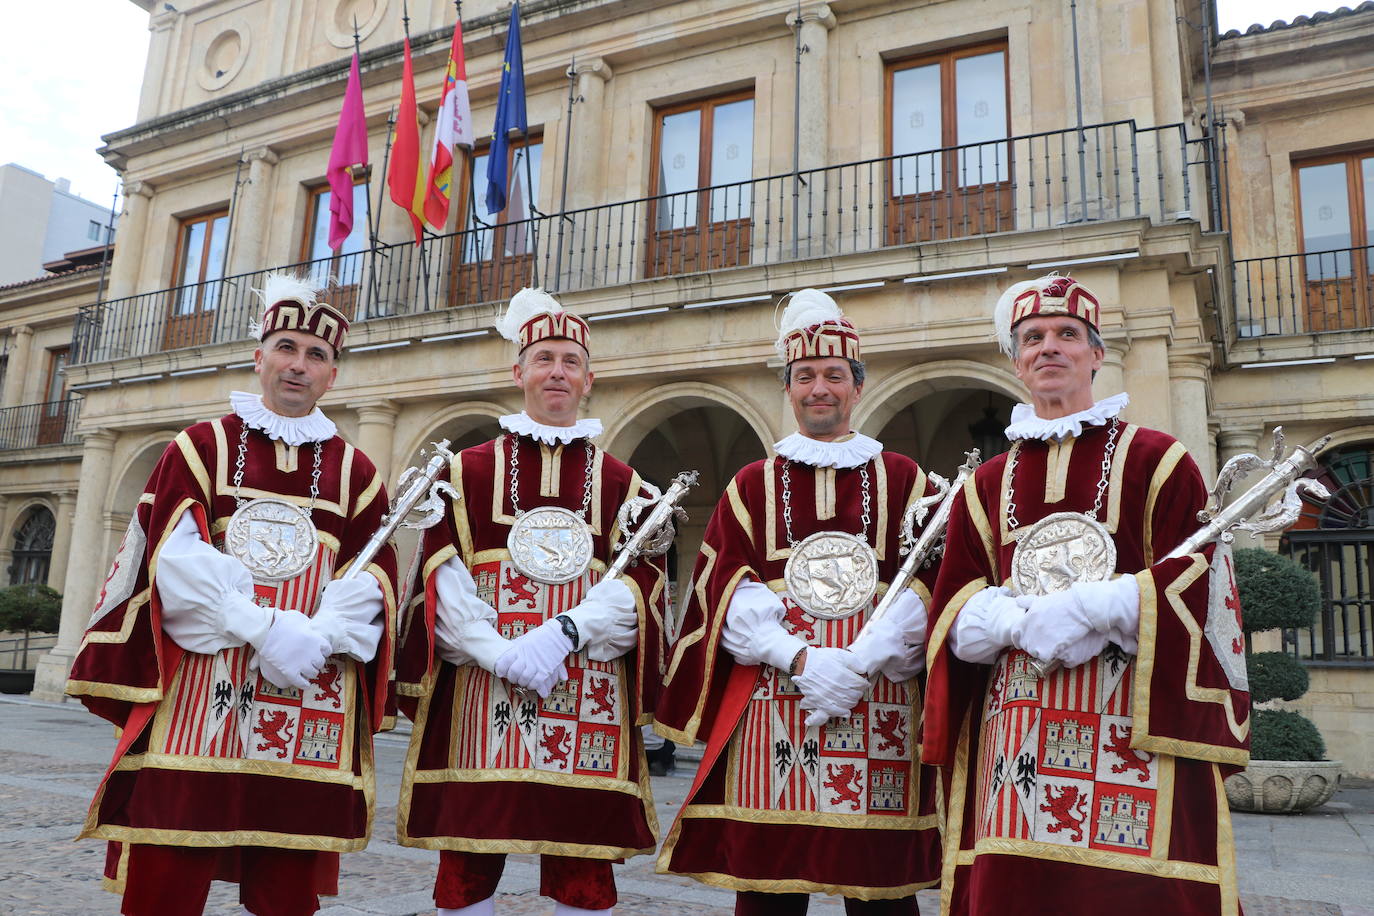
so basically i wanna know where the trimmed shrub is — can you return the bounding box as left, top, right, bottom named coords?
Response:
left=1247, top=651, right=1309, bottom=704
left=1249, top=709, right=1326, bottom=763
left=1234, top=547, right=1320, bottom=634
left=0, top=583, right=61, bottom=635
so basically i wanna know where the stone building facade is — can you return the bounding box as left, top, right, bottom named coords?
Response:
left=8, top=0, right=1371, bottom=774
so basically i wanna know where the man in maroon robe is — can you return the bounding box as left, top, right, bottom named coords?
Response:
left=922, top=274, right=1250, bottom=915
left=656, top=289, right=944, bottom=914
left=67, top=274, right=400, bottom=916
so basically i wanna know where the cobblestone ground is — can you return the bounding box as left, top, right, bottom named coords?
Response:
left=2, top=695, right=1370, bottom=915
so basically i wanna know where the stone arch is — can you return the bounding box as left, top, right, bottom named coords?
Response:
left=2, top=496, right=56, bottom=547
left=397, top=400, right=509, bottom=467
left=8, top=501, right=56, bottom=586
left=109, top=432, right=181, bottom=519
left=1312, top=425, right=1374, bottom=458
left=855, top=359, right=1023, bottom=435
left=602, top=382, right=775, bottom=460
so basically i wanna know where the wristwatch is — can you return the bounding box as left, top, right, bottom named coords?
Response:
left=555, top=614, right=581, bottom=651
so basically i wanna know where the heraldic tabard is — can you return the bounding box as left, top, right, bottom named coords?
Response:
left=67, top=416, right=399, bottom=867
left=655, top=452, right=944, bottom=899
left=394, top=434, right=668, bottom=858
left=923, top=422, right=1252, bottom=916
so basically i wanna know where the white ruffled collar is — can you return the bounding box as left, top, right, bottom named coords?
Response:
left=499, top=411, right=603, bottom=445
left=774, top=431, right=884, bottom=469
left=230, top=391, right=337, bottom=446
left=1004, top=393, right=1129, bottom=442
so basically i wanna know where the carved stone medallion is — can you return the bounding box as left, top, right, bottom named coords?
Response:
left=508, top=506, right=594, bottom=585
left=1010, top=511, right=1116, bottom=597
left=224, top=497, right=318, bottom=582
left=783, top=531, right=879, bottom=620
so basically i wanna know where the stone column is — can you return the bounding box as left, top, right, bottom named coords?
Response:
left=788, top=4, right=836, bottom=172
left=1169, top=352, right=1215, bottom=483
left=227, top=147, right=280, bottom=277
left=32, top=430, right=117, bottom=702
left=46, top=490, right=78, bottom=592
left=138, top=10, right=178, bottom=121
left=565, top=59, right=613, bottom=212
left=2, top=326, right=34, bottom=408
left=0, top=495, right=12, bottom=582
left=106, top=180, right=154, bottom=302
left=354, top=401, right=399, bottom=489
left=1216, top=425, right=1265, bottom=503
left=1092, top=340, right=1127, bottom=405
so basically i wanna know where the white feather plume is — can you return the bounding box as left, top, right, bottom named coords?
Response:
left=775, top=288, right=844, bottom=359
left=495, top=287, right=562, bottom=345
left=250, top=272, right=322, bottom=340
left=993, top=278, right=1042, bottom=356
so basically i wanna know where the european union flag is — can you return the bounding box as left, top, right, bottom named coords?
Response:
left=486, top=2, right=528, bottom=216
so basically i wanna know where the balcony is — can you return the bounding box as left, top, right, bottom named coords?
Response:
left=0, top=399, right=82, bottom=451
left=1234, top=245, right=1374, bottom=339
left=72, top=119, right=1214, bottom=367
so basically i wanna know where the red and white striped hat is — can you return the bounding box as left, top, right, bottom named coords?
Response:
left=993, top=272, right=1101, bottom=354
left=775, top=288, right=862, bottom=364
left=252, top=273, right=350, bottom=352
left=495, top=288, right=590, bottom=353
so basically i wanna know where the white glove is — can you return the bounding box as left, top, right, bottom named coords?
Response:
left=256, top=609, right=331, bottom=690
left=949, top=585, right=1026, bottom=664
left=157, top=511, right=271, bottom=654
left=560, top=578, right=638, bottom=662
left=1016, top=576, right=1140, bottom=664
left=848, top=588, right=928, bottom=681
left=793, top=647, right=870, bottom=727
left=310, top=575, right=385, bottom=662
left=720, top=580, right=808, bottom=671
left=493, top=619, right=572, bottom=698
left=433, top=557, right=509, bottom=671
left=1058, top=630, right=1111, bottom=669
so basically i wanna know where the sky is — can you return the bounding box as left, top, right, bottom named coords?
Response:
left=0, top=1, right=1351, bottom=211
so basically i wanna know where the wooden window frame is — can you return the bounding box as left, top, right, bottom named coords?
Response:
left=300, top=171, right=373, bottom=262
left=170, top=208, right=230, bottom=293
left=449, top=134, right=544, bottom=307
left=1292, top=148, right=1374, bottom=332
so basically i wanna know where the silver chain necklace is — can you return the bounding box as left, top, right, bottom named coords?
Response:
left=781, top=458, right=871, bottom=545
left=779, top=456, right=879, bottom=621
left=505, top=433, right=597, bottom=585
left=233, top=424, right=322, bottom=509
left=507, top=433, right=594, bottom=520
left=1005, top=419, right=1119, bottom=531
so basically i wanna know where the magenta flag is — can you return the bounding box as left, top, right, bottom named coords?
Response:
left=327, top=52, right=369, bottom=251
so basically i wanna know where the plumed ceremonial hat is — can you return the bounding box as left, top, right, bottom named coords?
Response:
left=251, top=273, right=350, bottom=352
left=495, top=287, right=590, bottom=353
left=775, top=288, right=862, bottom=364
left=993, top=272, right=1101, bottom=355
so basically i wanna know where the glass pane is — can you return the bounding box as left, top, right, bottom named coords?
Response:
left=174, top=221, right=206, bottom=314
left=710, top=99, right=753, bottom=222
left=202, top=215, right=229, bottom=311
left=891, top=64, right=942, bottom=194
left=657, top=109, right=701, bottom=230
left=308, top=190, right=334, bottom=262
left=1364, top=157, right=1373, bottom=274
left=1300, top=162, right=1353, bottom=278
left=503, top=143, right=543, bottom=256
left=464, top=152, right=494, bottom=262
left=46, top=351, right=66, bottom=403
left=955, top=51, right=1009, bottom=185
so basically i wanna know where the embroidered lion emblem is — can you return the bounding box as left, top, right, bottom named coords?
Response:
left=1040, top=784, right=1089, bottom=842
left=254, top=709, right=295, bottom=759
left=1104, top=723, right=1152, bottom=782
left=873, top=709, right=907, bottom=754
left=539, top=723, right=573, bottom=768
left=586, top=677, right=616, bottom=718
left=782, top=600, right=816, bottom=641
left=309, top=662, right=343, bottom=708
left=823, top=763, right=864, bottom=811
left=504, top=569, right=539, bottom=609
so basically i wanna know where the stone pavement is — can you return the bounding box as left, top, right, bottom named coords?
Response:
left=1, top=693, right=1370, bottom=915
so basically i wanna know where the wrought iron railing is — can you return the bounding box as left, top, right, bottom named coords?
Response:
left=71, top=119, right=1213, bottom=366
left=0, top=398, right=82, bottom=451
left=0, top=633, right=57, bottom=671
left=1285, top=530, right=1374, bottom=664
left=1233, top=244, right=1374, bottom=338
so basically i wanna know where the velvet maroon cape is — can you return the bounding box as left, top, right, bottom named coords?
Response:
left=655, top=451, right=945, bottom=898
left=66, top=415, right=398, bottom=881
left=394, top=434, right=667, bottom=858
left=923, top=422, right=1251, bottom=915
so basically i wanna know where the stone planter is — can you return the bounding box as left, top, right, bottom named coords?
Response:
left=1224, top=759, right=1343, bottom=813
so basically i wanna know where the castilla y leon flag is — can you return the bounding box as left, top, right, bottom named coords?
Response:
left=327, top=51, right=368, bottom=251
left=423, top=16, right=473, bottom=231
left=387, top=34, right=426, bottom=245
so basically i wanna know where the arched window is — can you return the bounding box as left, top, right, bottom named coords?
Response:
left=1285, top=444, right=1374, bottom=664
left=9, top=506, right=55, bottom=586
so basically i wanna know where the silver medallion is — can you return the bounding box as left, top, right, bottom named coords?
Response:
left=508, top=506, right=594, bottom=584
left=783, top=531, right=879, bottom=620
left=1010, top=511, right=1117, bottom=597
left=224, top=497, right=319, bottom=582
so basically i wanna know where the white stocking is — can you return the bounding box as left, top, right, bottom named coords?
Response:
left=439, top=899, right=496, bottom=916
left=553, top=904, right=612, bottom=916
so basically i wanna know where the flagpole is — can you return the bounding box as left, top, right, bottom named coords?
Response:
left=374, top=104, right=398, bottom=312
left=521, top=141, right=541, bottom=288
left=552, top=56, right=577, bottom=293
left=400, top=0, right=433, bottom=313
left=455, top=0, right=486, bottom=305
left=352, top=18, right=383, bottom=316
left=791, top=0, right=802, bottom=259
left=223, top=146, right=247, bottom=289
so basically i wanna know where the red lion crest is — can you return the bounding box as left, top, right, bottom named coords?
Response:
left=873, top=709, right=907, bottom=754
left=539, top=724, right=573, bottom=768
left=309, top=662, right=342, bottom=708
left=1104, top=723, right=1152, bottom=782
left=254, top=709, right=295, bottom=759
left=1040, top=784, right=1089, bottom=842
left=504, top=569, right=539, bottom=609
left=585, top=677, right=616, bottom=718
left=782, top=600, right=816, bottom=641
left=823, top=763, right=864, bottom=811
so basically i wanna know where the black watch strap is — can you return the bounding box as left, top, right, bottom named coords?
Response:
left=556, top=614, right=580, bottom=651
